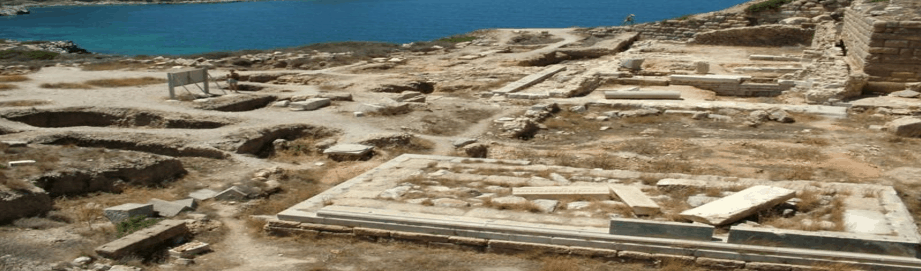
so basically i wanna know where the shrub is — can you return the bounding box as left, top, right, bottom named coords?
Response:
left=746, top=0, right=793, bottom=13
left=116, top=215, right=162, bottom=237
left=0, top=50, right=59, bottom=61
left=84, top=77, right=165, bottom=87
left=436, top=35, right=477, bottom=43
left=0, top=83, right=16, bottom=90
left=39, top=82, right=93, bottom=89
left=0, top=75, right=29, bottom=82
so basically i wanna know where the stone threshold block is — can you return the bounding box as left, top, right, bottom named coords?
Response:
left=670, top=75, right=751, bottom=85
left=609, top=218, right=714, bottom=241
left=728, top=225, right=919, bottom=257
left=609, top=185, right=660, bottom=215
left=96, top=220, right=190, bottom=259
left=492, top=65, right=566, bottom=94
left=512, top=186, right=610, bottom=200
left=604, top=90, right=681, bottom=100
left=680, top=185, right=795, bottom=226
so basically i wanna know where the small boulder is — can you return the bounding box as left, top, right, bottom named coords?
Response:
left=769, top=110, right=795, bottom=123
left=889, top=90, right=920, bottom=98
left=532, top=199, right=559, bottom=213
left=886, top=117, right=921, bottom=137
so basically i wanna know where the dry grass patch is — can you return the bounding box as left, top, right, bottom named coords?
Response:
left=85, top=77, right=165, bottom=88
left=81, top=61, right=151, bottom=71
left=482, top=198, right=543, bottom=213
left=0, top=83, right=17, bottom=90
left=40, top=82, right=93, bottom=89
left=0, top=75, right=29, bottom=82
left=0, top=100, right=52, bottom=107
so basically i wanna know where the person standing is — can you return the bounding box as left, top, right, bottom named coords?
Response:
left=227, top=69, right=240, bottom=93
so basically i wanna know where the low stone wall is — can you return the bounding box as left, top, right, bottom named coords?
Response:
left=669, top=75, right=792, bottom=96
left=691, top=25, right=815, bottom=47
left=588, top=0, right=851, bottom=42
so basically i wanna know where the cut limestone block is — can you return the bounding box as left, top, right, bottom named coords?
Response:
left=609, top=185, right=660, bottom=215
left=213, top=186, right=249, bottom=201
left=886, top=117, right=921, bottom=137
left=289, top=98, right=331, bottom=111
left=512, top=186, right=610, bottom=200
left=188, top=189, right=217, bottom=201
left=609, top=218, right=713, bottom=241
left=6, top=160, right=36, bottom=167
left=621, top=58, right=645, bottom=70
left=96, top=220, right=190, bottom=259
left=323, top=144, right=374, bottom=161
left=680, top=185, right=795, bottom=226
left=148, top=199, right=192, bottom=217
left=172, top=198, right=198, bottom=210
left=104, top=203, right=154, bottom=223
left=169, top=241, right=211, bottom=259
left=603, top=90, right=681, bottom=100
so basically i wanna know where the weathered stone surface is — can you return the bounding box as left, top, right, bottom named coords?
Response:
left=566, top=201, right=592, bottom=210
left=188, top=189, right=217, bottom=201
left=433, top=198, right=469, bottom=208
left=548, top=173, right=570, bottom=184
left=609, top=218, right=714, bottom=241
left=148, top=199, right=192, bottom=217
left=324, top=144, right=374, bottom=160
left=609, top=185, right=660, bottom=215
left=889, top=90, right=921, bottom=98
left=604, top=90, right=681, bottom=100
left=491, top=196, right=528, bottom=205
left=656, top=178, right=707, bottom=191
left=0, top=188, right=52, bottom=223
left=886, top=117, right=921, bottom=137
left=621, top=58, right=645, bottom=70
left=531, top=199, right=559, bottom=213
left=289, top=98, right=331, bottom=111
left=844, top=209, right=892, bottom=235
left=168, top=241, right=210, bottom=259
left=680, top=185, right=795, bottom=226
left=512, top=186, right=609, bottom=200
left=104, top=203, right=154, bottom=223
left=493, top=66, right=566, bottom=94
left=214, top=186, right=250, bottom=201
left=461, top=143, right=488, bottom=158
left=452, top=138, right=477, bottom=148
left=695, top=61, right=710, bottom=74
left=728, top=225, right=919, bottom=257
left=96, top=220, right=190, bottom=259
left=686, top=195, right=718, bottom=208
left=379, top=185, right=412, bottom=200
left=769, top=110, right=795, bottom=123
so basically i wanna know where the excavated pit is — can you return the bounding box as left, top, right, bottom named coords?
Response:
left=194, top=95, right=277, bottom=112
left=33, top=132, right=228, bottom=159
left=0, top=107, right=236, bottom=129
left=211, top=124, right=338, bottom=158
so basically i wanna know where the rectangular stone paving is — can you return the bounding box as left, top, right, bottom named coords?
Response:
left=273, top=154, right=921, bottom=270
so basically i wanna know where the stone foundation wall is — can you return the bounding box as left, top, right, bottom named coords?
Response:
left=589, top=0, right=852, bottom=41
left=842, top=5, right=921, bottom=83
left=691, top=25, right=815, bottom=47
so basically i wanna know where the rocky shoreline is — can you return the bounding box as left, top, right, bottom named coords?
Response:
left=0, top=6, right=30, bottom=16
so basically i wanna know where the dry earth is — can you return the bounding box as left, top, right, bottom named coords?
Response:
left=1, top=25, right=919, bottom=271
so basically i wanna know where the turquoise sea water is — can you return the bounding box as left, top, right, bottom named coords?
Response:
left=0, top=0, right=749, bottom=56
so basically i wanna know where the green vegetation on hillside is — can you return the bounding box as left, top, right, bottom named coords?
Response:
left=0, top=50, right=59, bottom=61
left=436, top=35, right=477, bottom=43
left=746, top=0, right=794, bottom=13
